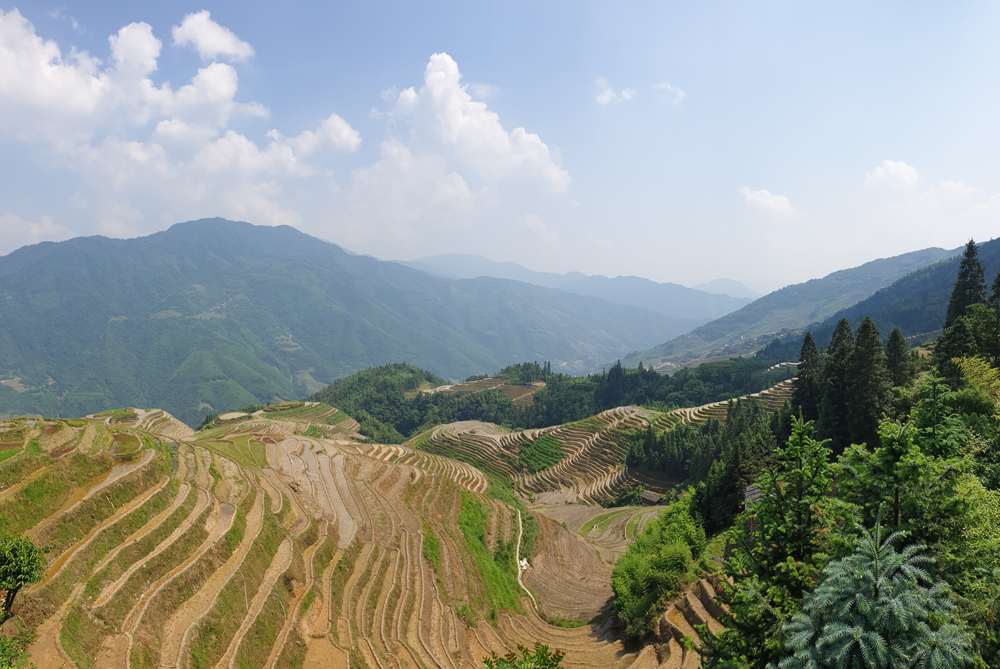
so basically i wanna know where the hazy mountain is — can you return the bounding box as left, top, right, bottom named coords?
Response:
left=401, top=253, right=752, bottom=321
left=0, top=219, right=699, bottom=426
left=622, top=245, right=957, bottom=371
left=692, top=278, right=761, bottom=299
left=803, top=237, right=1000, bottom=345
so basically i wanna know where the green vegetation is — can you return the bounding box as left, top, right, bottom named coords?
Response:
left=457, top=492, right=520, bottom=616
left=0, top=536, right=43, bottom=622
left=484, top=643, right=565, bottom=669
left=518, top=434, right=564, bottom=472
left=422, top=523, right=441, bottom=574
left=611, top=496, right=706, bottom=640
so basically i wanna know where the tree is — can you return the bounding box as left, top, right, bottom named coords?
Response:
left=791, top=332, right=821, bottom=422
left=945, top=238, right=986, bottom=328
left=484, top=643, right=565, bottom=669
left=935, top=317, right=977, bottom=386
left=700, top=417, right=839, bottom=668
left=818, top=319, right=854, bottom=454
left=847, top=317, right=891, bottom=447
left=0, top=536, right=43, bottom=623
left=885, top=327, right=914, bottom=388
left=779, top=520, right=974, bottom=669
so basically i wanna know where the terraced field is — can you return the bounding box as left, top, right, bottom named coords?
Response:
left=0, top=377, right=804, bottom=669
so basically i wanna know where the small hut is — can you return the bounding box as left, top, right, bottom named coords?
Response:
left=640, top=491, right=662, bottom=506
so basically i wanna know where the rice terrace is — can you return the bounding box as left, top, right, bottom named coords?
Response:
left=0, top=374, right=797, bottom=669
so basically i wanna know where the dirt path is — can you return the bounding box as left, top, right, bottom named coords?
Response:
left=215, top=537, right=294, bottom=669
left=92, top=486, right=208, bottom=607
left=515, top=510, right=537, bottom=608
left=38, top=477, right=170, bottom=586
left=25, top=583, right=85, bottom=669
left=160, top=490, right=264, bottom=668
left=0, top=464, right=50, bottom=503
left=118, top=498, right=234, bottom=633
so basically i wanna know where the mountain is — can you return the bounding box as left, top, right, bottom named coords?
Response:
left=0, top=219, right=698, bottom=426
left=692, top=278, right=761, bottom=299
left=803, top=237, right=1000, bottom=345
left=623, top=246, right=957, bottom=371
left=401, top=253, right=752, bottom=321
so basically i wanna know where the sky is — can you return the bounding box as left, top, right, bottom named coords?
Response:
left=1, top=1, right=999, bottom=293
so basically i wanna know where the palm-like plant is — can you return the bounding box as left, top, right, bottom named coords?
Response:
left=779, top=520, right=973, bottom=669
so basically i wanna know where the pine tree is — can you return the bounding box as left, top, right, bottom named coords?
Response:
left=885, top=328, right=913, bottom=387
left=945, top=239, right=986, bottom=328
left=935, top=317, right=977, bottom=386
left=819, top=318, right=854, bottom=454
left=700, top=417, right=837, bottom=668
left=847, top=317, right=891, bottom=447
left=791, top=332, right=821, bottom=421
left=779, top=521, right=973, bottom=669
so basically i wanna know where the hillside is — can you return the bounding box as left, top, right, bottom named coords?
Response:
left=800, top=237, right=1000, bottom=345
left=401, top=253, right=753, bottom=321
left=0, top=385, right=763, bottom=668
left=0, top=219, right=699, bottom=427
left=622, top=245, right=956, bottom=371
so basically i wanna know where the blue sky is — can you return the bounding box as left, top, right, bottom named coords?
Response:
left=1, top=1, right=998, bottom=292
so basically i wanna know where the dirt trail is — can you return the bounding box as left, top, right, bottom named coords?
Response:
left=0, top=465, right=50, bottom=503
left=25, top=584, right=82, bottom=669
left=93, top=487, right=210, bottom=608
left=38, top=477, right=170, bottom=586
left=215, top=537, right=294, bottom=669
left=310, top=547, right=343, bottom=638
left=119, top=499, right=234, bottom=633
left=159, top=490, right=264, bottom=668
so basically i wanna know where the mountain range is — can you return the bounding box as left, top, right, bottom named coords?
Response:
left=0, top=219, right=699, bottom=426
left=623, top=245, right=958, bottom=370
left=398, top=253, right=755, bottom=321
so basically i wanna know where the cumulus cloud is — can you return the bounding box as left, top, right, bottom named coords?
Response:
left=653, top=81, right=686, bottom=105
left=595, top=77, right=635, bottom=105
left=867, top=159, right=919, bottom=188
left=172, top=10, right=253, bottom=63
left=0, top=213, right=75, bottom=256
left=0, top=15, right=568, bottom=258
left=523, top=214, right=559, bottom=247
left=740, top=186, right=800, bottom=216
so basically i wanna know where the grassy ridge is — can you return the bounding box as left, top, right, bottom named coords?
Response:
left=457, top=492, right=520, bottom=617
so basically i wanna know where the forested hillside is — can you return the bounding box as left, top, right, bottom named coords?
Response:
left=0, top=219, right=696, bottom=426
left=623, top=245, right=955, bottom=371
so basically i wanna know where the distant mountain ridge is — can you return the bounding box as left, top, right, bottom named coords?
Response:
left=0, top=219, right=698, bottom=426
left=399, top=253, right=754, bottom=321
left=803, top=237, right=1000, bottom=346
left=622, top=245, right=957, bottom=371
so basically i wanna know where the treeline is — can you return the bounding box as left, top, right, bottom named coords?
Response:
left=612, top=239, right=1000, bottom=666
left=302, top=355, right=798, bottom=444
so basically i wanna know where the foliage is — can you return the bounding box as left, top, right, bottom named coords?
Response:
left=700, top=417, right=840, bottom=668
left=0, top=536, right=43, bottom=622
left=605, top=484, right=645, bottom=507
left=611, top=496, right=705, bottom=640
left=946, top=239, right=987, bottom=328
left=818, top=318, right=854, bottom=454
left=791, top=332, right=820, bottom=422
left=779, top=521, right=973, bottom=669
left=886, top=327, right=915, bottom=387
left=518, top=434, right=564, bottom=473
left=458, top=492, right=520, bottom=615
left=483, top=642, right=565, bottom=669
left=846, top=316, right=891, bottom=448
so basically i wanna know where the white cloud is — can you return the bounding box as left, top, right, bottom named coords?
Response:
left=595, top=77, right=636, bottom=105
left=391, top=53, right=570, bottom=192
left=867, top=159, right=919, bottom=188
left=740, top=186, right=800, bottom=216
left=0, top=213, right=75, bottom=256
left=653, top=81, right=686, bottom=105
left=172, top=11, right=253, bottom=63
left=523, top=214, right=559, bottom=247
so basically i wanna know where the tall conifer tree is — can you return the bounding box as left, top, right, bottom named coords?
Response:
left=792, top=331, right=821, bottom=421
left=847, top=317, right=891, bottom=448
left=819, top=318, right=854, bottom=454
left=885, top=327, right=913, bottom=387
left=945, top=238, right=986, bottom=328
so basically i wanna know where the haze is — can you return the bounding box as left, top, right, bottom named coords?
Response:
left=1, top=1, right=998, bottom=292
